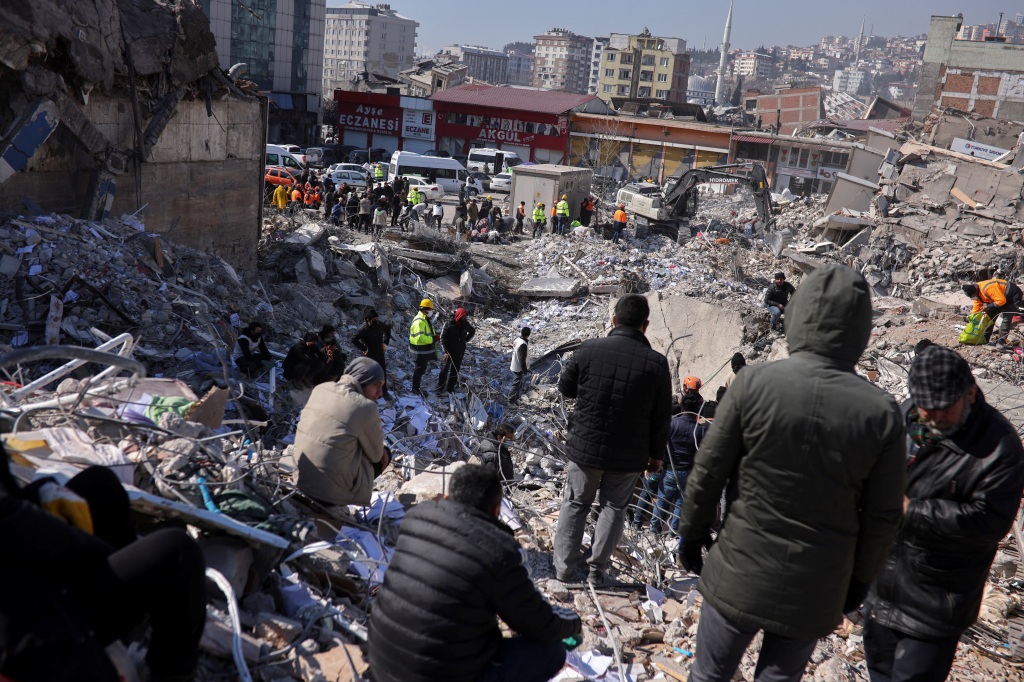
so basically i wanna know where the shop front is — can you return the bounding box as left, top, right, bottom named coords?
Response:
left=731, top=132, right=853, bottom=194
left=333, top=91, right=438, bottom=156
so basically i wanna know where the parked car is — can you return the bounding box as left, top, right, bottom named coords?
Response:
left=422, top=149, right=451, bottom=158
left=489, top=172, right=512, bottom=193
left=305, top=147, right=325, bottom=167
left=467, top=171, right=491, bottom=191
left=404, top=175, right=445, bottom=202
left=265, top=166, right=300, bottom=188
left=349, top=147, right=389, bottom=165
left=279, top=144, right=306, bottom=165
left=331, top=169, right=370, bottom=189
left=328, top=163, right=372, bottom=176
left=266, top=144, right=305, bottom=171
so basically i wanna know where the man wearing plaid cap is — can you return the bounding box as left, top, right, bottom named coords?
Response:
left=865, top=344, right=1024, bottom=682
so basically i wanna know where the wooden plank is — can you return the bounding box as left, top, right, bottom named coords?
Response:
left=950, top=187, right=981, bottom=209
left=651, top=654, right=689, bottom=681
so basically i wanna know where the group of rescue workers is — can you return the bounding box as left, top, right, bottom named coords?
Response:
left=9, top=259, right=1024, bottom=682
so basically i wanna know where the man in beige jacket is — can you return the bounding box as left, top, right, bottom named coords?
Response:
left=296, top=358, right=390, bottom=510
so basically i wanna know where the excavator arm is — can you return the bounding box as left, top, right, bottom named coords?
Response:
left=663, top=162, right=775, bottom=232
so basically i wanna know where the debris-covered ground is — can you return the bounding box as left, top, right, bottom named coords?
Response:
left=4, top=133, right=1024, bottom=681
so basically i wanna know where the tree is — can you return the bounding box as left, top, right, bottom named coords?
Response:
left=320, top=97, right=338, bottom=140
left=730, top=76, right=744, bottom=106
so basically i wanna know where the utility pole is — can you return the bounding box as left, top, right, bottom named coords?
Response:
left=714, top=0, right=734, bottom=106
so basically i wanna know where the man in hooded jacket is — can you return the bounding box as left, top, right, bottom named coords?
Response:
left=678, top=264, right=907, bottom=682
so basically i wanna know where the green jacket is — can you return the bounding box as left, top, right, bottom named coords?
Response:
left=679, top=265, right=906, bottom=640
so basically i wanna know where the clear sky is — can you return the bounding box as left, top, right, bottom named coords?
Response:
left=329, top=1, right=1013, bottom=53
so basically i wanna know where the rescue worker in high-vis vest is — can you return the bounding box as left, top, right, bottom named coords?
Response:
left=407, top=185, right=421, bottom=207
left=556, top=194, right=570, bottom=235
left=612, top=203, right=628, bottom=244
left=409, top=298, right=438, bottom=392
left=532, top=202, right=546, bottom=238
left=963, top=279, right=1024, bottom=345
left=374, top=164, right=384, bottom=184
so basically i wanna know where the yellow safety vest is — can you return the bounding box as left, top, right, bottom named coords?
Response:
left=532, top=206, right=545, bottom=222
left=408, top=312, right=435, bottom=353
left=556, top=200, right=569, bottom=217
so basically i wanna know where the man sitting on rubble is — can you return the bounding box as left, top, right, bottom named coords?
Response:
left=0, top=444, right=206, bottom=682
left=294, top=357, right=390, bottom=515
left=368, top=464, right=582, bottom=682
left=476, top=422, right=518, bottom=482
left=865, top=345, right=1024, bottom=682
left=963, top=278, right=1024, bottom=346
left=764, top=271, right=796, bottom=333
left=234, top=321, right=273, bottom=377
left=282, top=331, right=325, bottom=386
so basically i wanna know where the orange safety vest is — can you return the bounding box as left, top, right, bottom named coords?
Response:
left=972, top=279, right=1010, bottom=313
left=291, top=189, right=302, bottom=202
left=304, top=192, right=314, bottom=206
left=614, top=209, right=628, bottom=224
left=550, top=206, right=557, bottom=217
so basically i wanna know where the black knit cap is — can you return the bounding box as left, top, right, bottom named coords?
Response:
left=909, top=345, right=975, bottom=410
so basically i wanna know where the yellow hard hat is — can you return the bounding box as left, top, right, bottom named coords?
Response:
left=419, top=298, right=434, bottom=310
left=487, top=195, right=492, bottom=200
left=562, top=194, right=567, bottom=199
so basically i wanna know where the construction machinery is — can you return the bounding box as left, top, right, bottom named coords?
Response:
left=616, top=162, right=775, bottom=237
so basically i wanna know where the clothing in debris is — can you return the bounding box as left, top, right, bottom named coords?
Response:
left=368, top=498, right=580, bottom=682
left=294, top=374, right=386, bottom=506
left=680, top=265, right=906, bottom=682
left=554, top=296, right=672, bottom=582
left=437, top=309, right=475, bottom=392
left=0, top=447, right=205, bottom=682
left=865, top=346, right=1024, bottom=679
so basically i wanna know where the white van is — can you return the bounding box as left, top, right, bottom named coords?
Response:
left=466, top=147, right=522, bottom=173
left=266, top=144, right=305, bottom=171
left=387, top=151, right=470, bottom=194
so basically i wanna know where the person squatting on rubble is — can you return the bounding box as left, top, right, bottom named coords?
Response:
left=476, top=422, right=518, bottom=482
left=0, top=443, right=205, bottom=682
left=863, top=344, right=1024, bottom=682
left=282, top=331, right=325, bottom=386
left=437, top=307, right=476, bottom=394
left=678, top=265, right=907, bottom=682
left=234, top=320, right=273, bottom=377
left=294, top=357, right=390, bottom=514
left=508, top=326, right=531, bottom=404
left=409, top=298, right=439, bottom=394
left=764, top=271, right=796, bottom=333
left=554, top=294, right=672, bottom=584
left=962, top=278, right=1024, bottom=346
left=367, top=464, right=582, bottom=682
left=612, top=203, right=628, bottom=244
left=352, top=308, right=392, bottom=398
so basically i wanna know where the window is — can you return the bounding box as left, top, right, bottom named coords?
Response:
left=660, top=57, right=670, bottom=67
left=638, top=86, right=651, bottom=97
left=639, top=70, right=653, bottom=81
left=656, top=89, right=669, bottom=98
left=641, top=55, right=655, bottom=66
left=604, top=68, right=614, bottom=77
left=798, top=148, right=810, bottom=168
left=618, top=69, right=631, bottom=79
left=621, top=53, right=634, bottom=64
left=617, top=85, right=629, bottom=96
left=657, top=73, right=668, bottom=82
left=602, top=84, right=613, bottom=93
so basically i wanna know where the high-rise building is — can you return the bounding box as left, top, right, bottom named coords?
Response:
left=506, top=50, right=534, bottom=86
left=531, top=28, right=593, bottom=94
left=832, top=68, right=868, bottom=95
left=588, top=37, right=609, bottom=95
left=200, top=0, right=325, bottom=145
left=596, top=30, right=689, bottom=103
left=322, top=1, right=418, bottom=94
left=438, top=45, right=509, bottom=83
left=733, top=52, right=775, bottom=79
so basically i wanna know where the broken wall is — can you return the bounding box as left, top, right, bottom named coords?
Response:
left=0, top=95, right=266, bottom=272
left=643, top=291, right=747, bottom=397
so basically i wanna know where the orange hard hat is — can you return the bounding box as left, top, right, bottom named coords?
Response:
left=683, top=375, right=702, bottom=391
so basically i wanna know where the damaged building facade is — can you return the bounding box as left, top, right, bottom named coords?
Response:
left=0, top=0, right=266, bottom=271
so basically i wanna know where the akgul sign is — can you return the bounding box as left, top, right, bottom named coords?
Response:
left=338, top=103, right=401, bottom=135
left=473, top=127, right=537, bottom=144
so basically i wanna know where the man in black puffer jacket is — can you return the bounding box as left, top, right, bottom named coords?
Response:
left=865, top=345, right=1024, bottom=682
left=368, top=464, right=581, bottom=682
left=553, top=294, right=672, bottom=584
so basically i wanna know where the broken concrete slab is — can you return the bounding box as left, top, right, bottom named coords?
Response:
left=399, top=461, right=466, bottom=500
left=284, top=223, right=326, bottom=250
left=517, top=275, right=579, bottom=298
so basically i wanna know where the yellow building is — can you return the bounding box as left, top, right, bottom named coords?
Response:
left=596, top=30, right=690, bottom=105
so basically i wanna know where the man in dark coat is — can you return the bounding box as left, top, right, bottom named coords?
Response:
left=281, top=332, right=325, bottom=385
left=368, top=464, right=581, bottom=682
left=865, top=345, right=1024, bottom=682
left=352, top=308, right=392, bottom=397
left=764, top=271, right=796, bottom=332
left=0, top=444, right=205, bottom=682
left=553, top=294, right=672, bottom=584
left=679, top=265, right=907, bottom=682
left=437, top=307, right=476, bottom=393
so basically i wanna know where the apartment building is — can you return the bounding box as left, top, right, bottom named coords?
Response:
left=531, top=28, right=593, bottom=94
left=833, top=68, right=868, bottom=95
left=322, top=1, right=418, bottom=95
left=506, top=50, right=535, bottom=86
left=439, top=45, right=509, bottom=84
left=733, top=52, right=775, bottom=80
left=595, top=30, right=689, bottom=104
left=201, top=0, right=325, bottom=145
left=588, top=37, right=609, bottom=95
